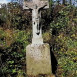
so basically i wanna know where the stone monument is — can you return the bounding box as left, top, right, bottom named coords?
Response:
left=23, top=0, right=53, bottom=76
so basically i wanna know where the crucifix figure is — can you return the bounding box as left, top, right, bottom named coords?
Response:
left=23, top=0, right=49, bottom=44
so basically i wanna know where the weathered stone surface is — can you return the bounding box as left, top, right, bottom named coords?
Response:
left=23, top=0, right=49, bottom=9
left=26, top=43, right=52, bottom=76
left=23, top=0, right=52, bottom=76
left=23, top=0, right=49, bottom=44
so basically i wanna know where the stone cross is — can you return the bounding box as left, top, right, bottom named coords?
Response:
left=23, top=0, right=49, bottom=44
left=23, top=0, right=52, bottom=76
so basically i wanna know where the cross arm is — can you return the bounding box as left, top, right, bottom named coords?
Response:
left=23, top=2, right=34, bottom=10
left=38, top=1, right=49, bottom=9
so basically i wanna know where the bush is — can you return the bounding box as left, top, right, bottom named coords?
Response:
left=0, top=29, right=31, bottom=77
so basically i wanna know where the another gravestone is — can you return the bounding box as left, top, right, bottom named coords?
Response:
left=23, top=0, right=53, bottom=76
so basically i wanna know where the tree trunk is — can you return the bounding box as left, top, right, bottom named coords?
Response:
left=69, top=0, right=72, bottom=5
left=63, top=0, right=66, bottom=5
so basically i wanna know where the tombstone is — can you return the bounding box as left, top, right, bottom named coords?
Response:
left=23, top=0, right=53, bottom=76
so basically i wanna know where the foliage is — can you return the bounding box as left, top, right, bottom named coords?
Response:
left=49, top=4, right=77, bottom=77
left=0, top=29, right=31, bottom=77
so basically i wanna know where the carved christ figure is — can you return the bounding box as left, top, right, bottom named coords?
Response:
left=23, top=0, right=49, bottom=44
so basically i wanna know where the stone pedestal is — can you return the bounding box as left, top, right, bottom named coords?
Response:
left=26, top=43, right=52, bottom=76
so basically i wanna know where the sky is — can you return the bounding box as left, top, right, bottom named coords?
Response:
left=0, top=0, right=10, bottom=4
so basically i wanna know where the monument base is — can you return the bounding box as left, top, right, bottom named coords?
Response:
left=26, top=43, right=52, bottom=76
